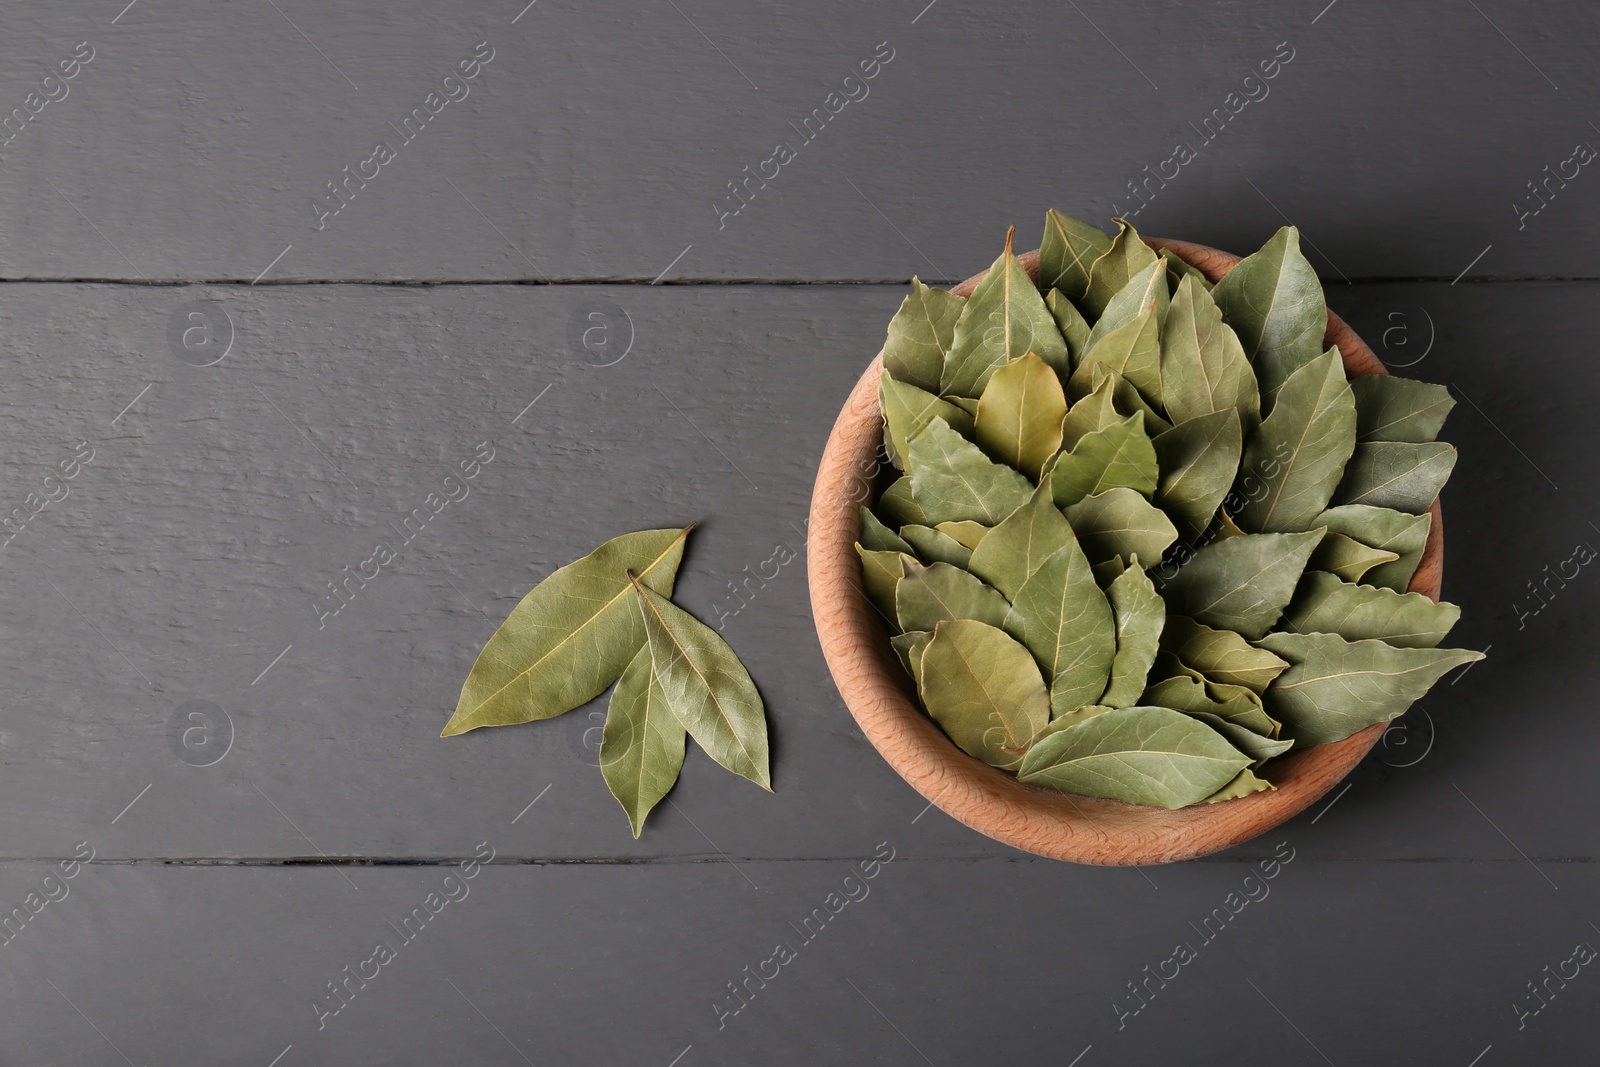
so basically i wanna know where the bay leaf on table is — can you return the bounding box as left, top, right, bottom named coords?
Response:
left=1160, top=273, right=1260, bottom=430
left=1283, top=570, right=1460, bottom=648
left=899, top=524, right=973, bottom=568
left=1040, top=209, right=1113, bottom=302
left=966, top=480, right=1076, bottom=600
left=943, top=228, right=1069, bottom=397
left=1159, top=614, right=1289, bottom=693
left=881, top=371, right=975, bottom=473
left=631, top=577, right=771, bottom=789
left=1001, top=539, right=1116, bottom=715
left=1084, top=259, right=1170, bottom=351
left=1233, top=347, right=1356, bottom=533
left=876, top=476, right=930, bottom=529
left=1059, top=375, right=1122, bottom=450
left=601, top=644, right=688, bottom=838
left=1161, top=247, right=1212, bottom=292
left=936, top=520, right=990, bottom=550
left=1045, top=289, right=1092, bottom=371
left=974, top=351, right=1068, bottom=479
left=896, top=559, right=1010, bottom=633
left=443, top=525, right=693, bottom=736
left=882, top=278, right=965, bottom=394
left=859, top=507, right=913, bottom=555
left=1309, top=530, right=1400, bottom=583
left=1072, top=306, right=1163, bottom=409
left=1048, top=410, right=1159, bottom=508
left=1017, top=705, right=1251, bottom=808
left=891, top=630, right=932, bottom=685
left=1256, top=631, right=1484, bottom=747
left=854, top=545, right=908, bottom=624
left=1210, top=225, right=1327, bottom=410
left=1099, top=562, right=1165, bottom=708
left=1082, top=219, right=1161, bottom=319
left=906, top=416, right=1034, bottom=525
left=1153, top=410, right=1243, bottom=540
left=1314, top=504, right=1432, bottom=592
left=1062, top=487, right=1179, bottom=567
left=1335, top=441, right=1457, bottom=514
left=1160, top=529, right=1322, bottom=639
left=1350, top=375, right=1456, bottom=443
left=918, top=619, right=1050, bottom=769
left=1205, top=768, right=1273, bottom=803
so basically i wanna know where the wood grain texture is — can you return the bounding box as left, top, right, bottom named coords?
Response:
left=808, top=240, right=1444, bottom=865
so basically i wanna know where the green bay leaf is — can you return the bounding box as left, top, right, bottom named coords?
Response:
left=859, top=507, right=913, bottom=554
left=1161, top=247, right=1212, bottom=292
left=1085, top=260, right=1170, bottom=351
left=1048, top=411, right=1159, bottom=508
left=935, top=520, right=990, bottom=551
left=1283, top=570, right=1460, bottom=648
left=1233, top=347, right=1356, bottom=533
left=1100, top=563, right=1165, bottom=708
left=1335, top=441, right=1457, bottom=514
left=1351, top=375, right=1456, bottom=443
left=1017, top=705, right=1251, bottom=808
left=974, top=352, right=1068, bottom=479
left=1161, top=529, right=1322, bottom=639
left=1153, top=410, right=1243, bottom=540
left=1040, top=209, right=1113, bottom=301
left=601, top=644, right=688, bottom=838
left=891, top=630, right=932, bottom=685
left=876, top=476, right=930, bottom=529
left=881, top=371, right=975, bottom=473
left=1315, top=504, right=1432, bottom=592
left=1257, top=631, right=1484, bottom=747
left=906, top=416, right=1034, bottom=525
left=632, top=578, right=771, bottom=789
left=895, top=560, right=1010, bottom=633
left=1074, top=306, right=1163, bottom=409
left=1001, top=539, right=1116, bottom=715
left=443, top=526, right=693, bottom=736
left=1211, top=225, right=1327, bottom=409
left=1062, top=487, right=1179, bottom=568
left=966, top=481, right=1075, bottom=601
left=1160, top=273, right=1260, bottom=429
left=943, top=230, right=1069, bottom=397
left=883, top=278, right=965, bottom=393
left=1205, top=768, right=1273, bottom=803
left=899, top=524, right=973, bottom=569
left=854, top=545, right=908, bottom=625
left=1045, top=289, right=1092, bottom=372
left=1082, top=219, right=1160, bottom=319
left=919, top=619, right=1050, bottom=769
left=1059, top=375, right=1121, bottom=450
left=1310, top=530, right=1400, bottom=583
left=1159, top=615, right=1289, bottom=694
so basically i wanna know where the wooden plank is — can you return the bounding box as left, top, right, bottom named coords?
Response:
left=0, top=1, right=1592, bottom=280
left=0, top=857, right=1586, bottom=1063
left=0, top=280, right=1583, bottom=861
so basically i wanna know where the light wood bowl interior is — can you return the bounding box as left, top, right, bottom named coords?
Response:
left=806, top=238, right=1444, bottom=865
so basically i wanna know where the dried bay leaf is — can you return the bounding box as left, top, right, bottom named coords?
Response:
left=443, top=526, right=693, bottom=736
left=631, top=577, right=771, bottom=790
left=1257, top=631, right=1484, bottom=747
left=900, top=524, right=973, bottom=568
left=1205, top=768, right=1272, bottom=803
left=1335, top=441, right=1457, bottom=514
left=1082, top=219, right=1161, bottom=319
left=966, top=481, right=1075, bottom=601
left=919, top=619, right=1049, bottom=769
left=1017, top=705, right=1251, bottom=808
left=1283, top=570, right=1460, bottom=648
left=935, top=520, right=990, bottom=551
left=1045, top=289, right=1092, bottom=371
left=1161, top=273, right=1260, bottom=430
left=1233, top=348, right=1356, bottom=533
left=1153, top=410, right=1242, bottom=539
left=974, top=352, right=1068, bottom=479
left=1100, top=563, right=1165, bottom=708
left=1160, top=248, right=1212, bottom=292
left=1059, top=375, right=1122, bottom=450
left=1211, top=226, right=1327, bottom=410
left=1187, top=710, right=1293, bottom=765
left=1048, top=411, right=1159, bottom=508
left=883, top=278, right=964, bottom=393
left=943, top=229, right=1069, bottom=397
left=906, top=417, right=1034, bottom=525
left=1062, top=487, right=1179, bottom=567
left=1161, top=529, right=1322, bottom=639
left=881, top=371, right=975, bottom=473
left=1001, top=539, right=1116, bottom=715
left=601, top=644, right=688, bottom=838
left=859, top=507, right=913, bottom=555
left=1072, top=307, right=1163, bottom=409
left=1076, top=361, right=1172, bottom=435
left=1310, top=530, right=1399, bottom=583
left=1159, top=615, right=1288, bottom=694
left=1040, top=209, right=1113, bottom=301
left=1350, top=375, right=1455, bottom=443
left=896, top=560, right=1010, bottom=633
left=855, top=545, right=908, bottom=623
left=1084, top=260, right=1170, bottom=351
left=891, top=630, right=932, bottom=685
left=877, top=476, right=930, bottom=529
left=1315, top=504, right=1431, bottom=592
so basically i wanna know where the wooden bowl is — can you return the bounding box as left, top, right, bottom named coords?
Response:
left=807, top=238, right=1444, bottom=865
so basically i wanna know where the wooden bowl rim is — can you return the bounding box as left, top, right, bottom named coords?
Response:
left=805, top=236, right=1445, bottom=865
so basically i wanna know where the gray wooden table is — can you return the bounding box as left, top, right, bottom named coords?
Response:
left=0, top=1, right=1590, bottom=1063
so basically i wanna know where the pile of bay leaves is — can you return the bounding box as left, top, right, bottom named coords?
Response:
left=858, top=211, right=1483, bottom=808
left=442, top=524, right=771, bottom=837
